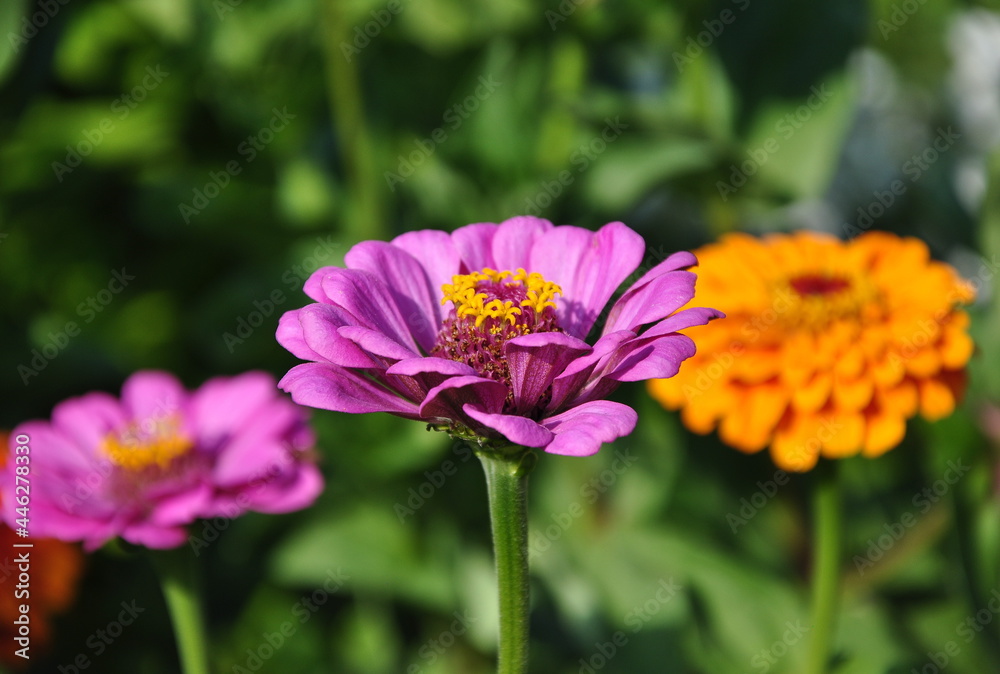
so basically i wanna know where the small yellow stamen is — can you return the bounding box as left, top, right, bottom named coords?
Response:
left=102, top=416, right=193, bottom=471
left=441, top=267, right=562, bottom=326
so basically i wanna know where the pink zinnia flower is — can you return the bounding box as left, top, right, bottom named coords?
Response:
left=277, top=216, right=722, bottom=455
left=3, top=371, right=323, bottom=550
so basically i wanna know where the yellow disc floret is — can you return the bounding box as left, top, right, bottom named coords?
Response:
left=441, top=268, right=562, bottom=328
left=102, top=415, right=194, bottom=471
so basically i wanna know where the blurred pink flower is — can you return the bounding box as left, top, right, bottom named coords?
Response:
left=3, top=371, right=322, bottom=551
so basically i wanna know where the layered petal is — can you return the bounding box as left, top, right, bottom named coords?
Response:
left=345, top=241, right=442, bottom=351
left=279, top=362, right=420, bottom=417
left=505, top=332, right=591, bottom=414
left=530, top=221, right=644, bottom=338
left=540, top=401, right=638, bottom=457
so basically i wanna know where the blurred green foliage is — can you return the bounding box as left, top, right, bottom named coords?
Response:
left=2, top=0, right=1000, bottom=672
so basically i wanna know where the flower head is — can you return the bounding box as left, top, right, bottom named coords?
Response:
left=648, top=231, right=976, bottom=471
left=2, top=371, right=323, bottom=551
left=277, top=216, right=722, bottom=456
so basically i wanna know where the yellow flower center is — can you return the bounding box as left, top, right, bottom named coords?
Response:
left=102, top=415, right=194, bottom=471
left=440, top=268, right=562, bottom=333
left=435, top=268, right=563, bottom=401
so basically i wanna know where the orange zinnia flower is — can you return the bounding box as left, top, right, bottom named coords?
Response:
left=648, top=231, right=976, bottom=471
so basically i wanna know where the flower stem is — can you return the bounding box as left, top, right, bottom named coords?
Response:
left=152, top=548, right=210, bottom=674
left=319, top=0, right=384, bottom=241
left=804, top=462, right=841, bottom=674
left=476, top=447, right=536, bottom=674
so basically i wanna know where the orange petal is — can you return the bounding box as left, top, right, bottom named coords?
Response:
left=862, top=410, right=906, bottom=457
left=877, top=379, right=919, bottom=417
left=771, top=415, right=821, bottom=472
left=834, top=344, right=865, bottom=379
left=939, top=328, right=974, bottom=369
left=821, top=411, right=865, bottom=458
left=919, top=378, right=956, bottom=421
left=871, top=352, right=906, bottom=388
left=833, top=374, right=874, bottom=412
left=904, top=347, right=942, bottom=378
left=792, top=372, right=833, bottom=413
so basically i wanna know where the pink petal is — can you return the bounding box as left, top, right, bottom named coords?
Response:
left=391, top=229, right=462, bottom=292
left=46, top=397, right=123, bottom=467
left=303, top=266, right=343, bottom=303
left=603, top=270, right=697, bottom=333
left=604, top=333, right=697, bottom=382
left=320, top=268, right=421, bottom=353
left=452, top=223, right=499, bottom=272
left=463, top=406, right=554, bottom=448
left=295, top=305, right=376, bottom=368
left=547, top=330, right=635, bottom=411
left=345, top=241, right=442, bottom=352
left=120, top=371, right=188, bottom=424
left=540, top=401, right=637, bottom=456
left=419, top=375, right=507, bottom=425
left=530, top=222, right=645, bottom=339
left=119, top=521, right=188, bottom=550
left=279, top=363, right=420, bottom=417
left=386, top=356, right=478, bottom=392
left=233, top=463, right=324, bottom=514
left=492, top=216, right=553, bottom=271
left=505, top=332, right=590, bottom=414
left=190, top=371, right=283, bottom=452
left=338, top=325, right=419, bottom=362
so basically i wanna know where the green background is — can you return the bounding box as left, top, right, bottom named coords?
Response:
left=1, top=0, right=1000, bottom=672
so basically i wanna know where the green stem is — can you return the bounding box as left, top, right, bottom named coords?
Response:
left=477, top=447, right=536, bottom=674
left=152, top=548, right=210, bottom=674
left=804, top=462, right=842, bottom=674
left=320, top=0, right=384, bottom=241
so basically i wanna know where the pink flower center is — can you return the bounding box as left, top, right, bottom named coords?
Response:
left=434, top=268, right=562, bottom=390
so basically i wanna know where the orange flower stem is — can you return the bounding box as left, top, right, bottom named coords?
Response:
left=152, top=548, right=210, bottom=674
left=804, top=462, right=842, bottom=674
left=476, top=446, right=536, bottom=674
